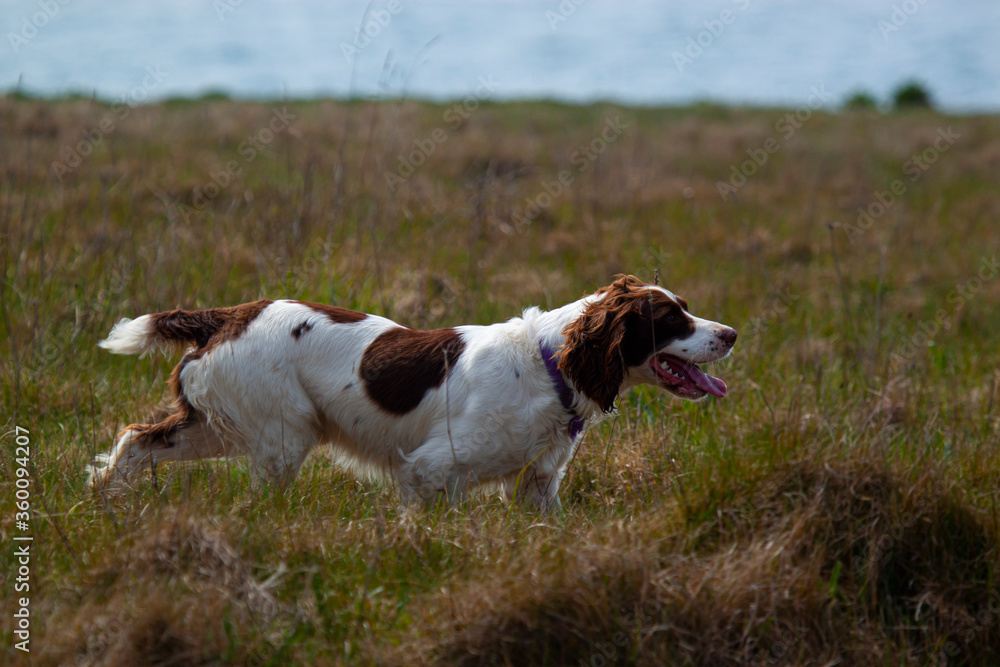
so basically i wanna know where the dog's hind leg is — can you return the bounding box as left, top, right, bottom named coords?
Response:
left=243, top=419, right=319, bottom=490
left=88, top=409, right=229, bottom=491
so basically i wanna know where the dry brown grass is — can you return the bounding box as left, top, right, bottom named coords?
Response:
left=1, top=95, right=999, bottom=665
left=400, top=456, right=997, bottom=666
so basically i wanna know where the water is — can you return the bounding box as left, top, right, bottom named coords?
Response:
left=3, top=0, right=998, bottom=112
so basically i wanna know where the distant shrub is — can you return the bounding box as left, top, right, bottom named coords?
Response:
left=162, top=90, right=233, bottom=108
left=2, top=89, right=34, bottom=101
left=892, top=81, right=933, bottom=110
left=844, top=91, right=878, bottom=111
left=196, top=90, right=233, bottom=102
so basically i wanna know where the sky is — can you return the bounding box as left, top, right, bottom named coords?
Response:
left=3, top=0, right=998, bottom=111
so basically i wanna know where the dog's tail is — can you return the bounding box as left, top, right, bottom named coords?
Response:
left=99, top=315, right=164, bottom=356
left=99, top=301, right=272, bottom=356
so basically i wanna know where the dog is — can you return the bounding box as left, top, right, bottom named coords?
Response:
left=91, top=275, right=736, bottom=509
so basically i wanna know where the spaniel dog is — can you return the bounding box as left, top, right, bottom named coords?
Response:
left=92, top=275, right=736, bottom=510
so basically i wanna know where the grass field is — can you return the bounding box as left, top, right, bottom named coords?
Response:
left=2, top=94, right=1000, bottom=665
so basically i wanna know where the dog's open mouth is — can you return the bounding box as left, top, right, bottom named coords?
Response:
left=650, top=353, right=727, bottom=398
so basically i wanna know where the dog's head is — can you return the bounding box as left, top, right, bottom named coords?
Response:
left=558, top=275, right=737, bottom=411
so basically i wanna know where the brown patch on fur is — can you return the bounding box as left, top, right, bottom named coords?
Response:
left=295, top=301, right=368, bottom=324
left=149, top=299, right=272, bottom=349
left=125, top=359, right=199, bottom=445
left=124, top=351, right=204, bottom=445
left=126, top=300, right=272, bottom=444
left=558, top=275, right=694, bottom=411
left=360, top=327, right=466, bottom=415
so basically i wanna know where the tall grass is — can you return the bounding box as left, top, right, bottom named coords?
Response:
left=1, top=95, right=999, bottom=665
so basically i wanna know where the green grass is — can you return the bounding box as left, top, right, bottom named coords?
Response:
left=2, top=95, right=999, bottom=665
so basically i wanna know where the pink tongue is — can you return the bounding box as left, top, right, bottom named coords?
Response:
left=683, top=362, right=728, bottom=398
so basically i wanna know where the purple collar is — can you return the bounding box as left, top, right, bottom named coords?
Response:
left=539, top=341, right=586, bottom=440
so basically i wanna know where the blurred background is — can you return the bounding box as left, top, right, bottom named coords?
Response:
left=5, top=4, right=1000, bottom=664
left=4, top=0, right=999, bottom=110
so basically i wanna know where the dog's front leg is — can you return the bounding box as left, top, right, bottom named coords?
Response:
left=395, top=436, right=471, bottom=509
left=504, top=468, right=563, bottom=513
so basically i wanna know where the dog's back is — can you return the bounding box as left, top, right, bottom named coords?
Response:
left=91, top=299, right=561, bottom=502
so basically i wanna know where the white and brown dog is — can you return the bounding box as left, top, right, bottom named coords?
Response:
left=92, top=275, right=736, bottom=509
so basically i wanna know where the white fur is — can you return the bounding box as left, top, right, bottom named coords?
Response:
left=92, top=288, right=735, bottom=510
left=98, top=316, right=160, bottom=356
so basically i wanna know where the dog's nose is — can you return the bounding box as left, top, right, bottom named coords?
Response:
left=718, top=327, right=738, bottom=347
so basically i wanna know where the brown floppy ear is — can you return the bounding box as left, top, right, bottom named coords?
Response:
left=557, top=278, right=639, bottom=412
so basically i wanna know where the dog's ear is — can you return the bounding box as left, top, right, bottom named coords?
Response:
left=558, top=277, right=644, bottom=411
